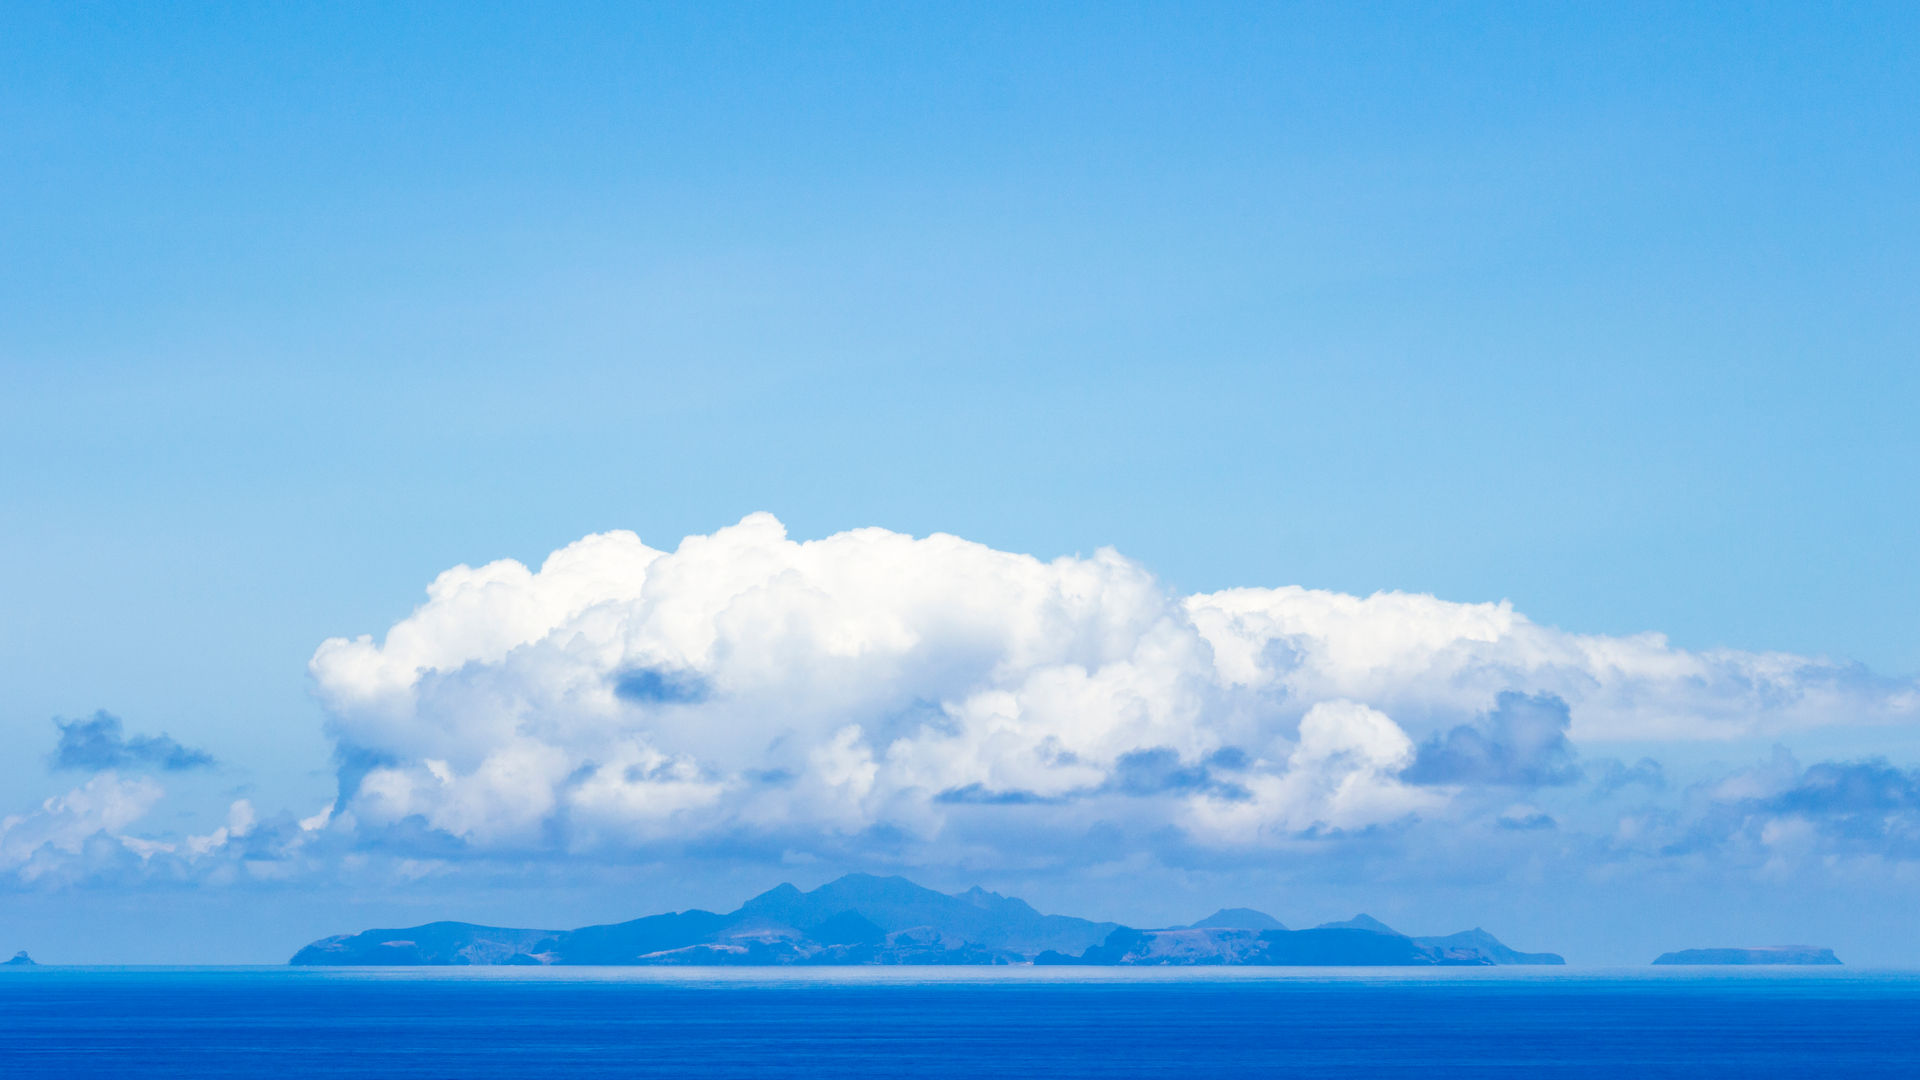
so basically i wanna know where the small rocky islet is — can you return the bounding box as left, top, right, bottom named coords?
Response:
left=1652, top=946, right=1841, bottom=965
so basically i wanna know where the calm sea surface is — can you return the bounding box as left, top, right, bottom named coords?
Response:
left=3, top=966, right=1918, bottom=1077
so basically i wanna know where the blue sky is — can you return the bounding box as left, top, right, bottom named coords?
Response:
left=3, top=3, right=1918, bottom=964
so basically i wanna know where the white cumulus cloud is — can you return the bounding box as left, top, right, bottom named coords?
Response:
left=308, top=514, right=1918, bottom=859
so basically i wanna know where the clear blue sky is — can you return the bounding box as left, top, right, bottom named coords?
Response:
left=2, top=3, right=1917, bottom=963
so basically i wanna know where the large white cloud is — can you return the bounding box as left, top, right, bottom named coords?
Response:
left=308, top=514, right=1918, bottom=855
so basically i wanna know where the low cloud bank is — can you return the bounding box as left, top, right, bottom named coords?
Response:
left=6, top=515, right=1915, bottom=891
left=1655, top=752, right=1920, bottom=866
left=300, top=514, right=1915, bottom=858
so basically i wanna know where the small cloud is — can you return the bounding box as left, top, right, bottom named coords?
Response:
left=299, top=802, right=336, bottom=832
left=50, top=711, right=215, bottom=773
left=1497, top=805, right=1557, bottom=831
left=1592, top=757, right=1667, bottom=798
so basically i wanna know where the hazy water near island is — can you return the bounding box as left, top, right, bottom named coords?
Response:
left=4, top=966, right=1919, bottom=1077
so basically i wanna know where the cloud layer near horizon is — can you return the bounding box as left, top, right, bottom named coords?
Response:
left=297, top=514, right=1915, bottom=858
left=7, top=514, right=1920, bottom=898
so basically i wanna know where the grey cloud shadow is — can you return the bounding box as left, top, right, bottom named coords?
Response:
left=1402, top=691, right=1581, bottom=788
left=613, top=668, right=711, bottom=705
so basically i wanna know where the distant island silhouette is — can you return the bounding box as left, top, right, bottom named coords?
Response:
left=2, top=951, right=34, bottom=967
left=291, top=873, right=1565, bottom=967
left=1652, top=947, right=1841, bottom=965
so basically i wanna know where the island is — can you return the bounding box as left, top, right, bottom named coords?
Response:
left=1038, top=910, right=1563, bottom=966
left=3, top=951, right=35, bottom=967
left=291, top=873, right=1562, bottom=967
left=1652, top=946, right=1841, bottom=965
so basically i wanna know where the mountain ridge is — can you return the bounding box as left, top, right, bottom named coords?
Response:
left=291, top=874, right=1561, bottom=967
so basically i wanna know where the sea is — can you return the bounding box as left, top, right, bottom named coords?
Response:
left=3, top=966, right=1918, bottom=1077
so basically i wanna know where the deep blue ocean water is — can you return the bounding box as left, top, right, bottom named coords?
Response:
left=3, top=966, right=1918, bottom=1078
